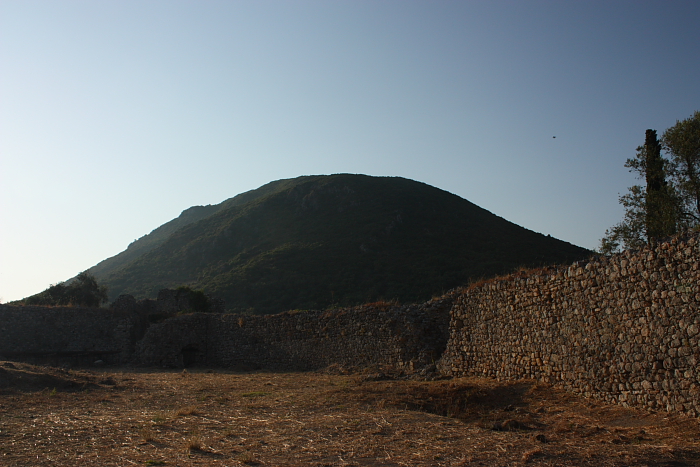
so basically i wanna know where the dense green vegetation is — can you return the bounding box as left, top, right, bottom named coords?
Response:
left=174, top=285, right=212, bottom=313
left=601, top=111, right=700, bottom=254
left=20, top=272, right=108, bottom=307
left=85, top=174, right=589, bottom=314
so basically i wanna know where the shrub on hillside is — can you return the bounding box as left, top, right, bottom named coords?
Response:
left=175, top=286, right=211, bottom=313
left=22, top=272, right=108, bottom=308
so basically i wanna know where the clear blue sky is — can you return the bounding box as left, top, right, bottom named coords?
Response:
left=1, top=0, right=699, bottom=302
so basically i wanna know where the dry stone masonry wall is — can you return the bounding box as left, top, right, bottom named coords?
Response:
left=0, top=295, right=452, bottom=373
left=136, top=299, right=453, bottom=372
left=0, top=305, right=140, bottom=365
left=3, top=232, right=698, bottom=418
left=438, top=232, right=700, bottom=417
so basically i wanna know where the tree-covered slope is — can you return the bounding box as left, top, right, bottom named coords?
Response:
left=87, top=176, right=317, bottom=279
left=90, top=174, right=590, bottom=314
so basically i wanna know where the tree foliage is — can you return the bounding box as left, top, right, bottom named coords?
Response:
left=663, top=110, right=700, bottom=225
left=22, top=272, right=108, bottom=308
left=175, top=286, right=211, bottom=313
left=600, top=112, right=700, bottom=254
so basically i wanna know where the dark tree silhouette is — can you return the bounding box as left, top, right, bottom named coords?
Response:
left=600, top=113, right=700, bottom=254
left=22, top=272, right=108, bottom=307
left=644, top=129, right=677, bottom=241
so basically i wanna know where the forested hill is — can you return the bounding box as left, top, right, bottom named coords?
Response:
left=86, top=174, right=590, bottom=314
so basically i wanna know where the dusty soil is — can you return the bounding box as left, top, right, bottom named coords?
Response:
left=0, top=361, right=699, bottom=466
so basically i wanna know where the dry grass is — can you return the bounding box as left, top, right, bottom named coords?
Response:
left=174, top=405, right=199, bottom=417
left=364, top=299, right=400, bottom=309
left=466, top=264, right=564, bottom=292
left=139, top=425, right=157, bottom=442
left=521, top=447, right=544, bottom=463
left=237, top=450, right=256, bottom=464
left=1, top=361, right=699, bottom=466
left=183, top=431, right=204, bottom=453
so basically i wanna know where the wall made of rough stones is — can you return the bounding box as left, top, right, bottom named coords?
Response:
left=135, top=298, right=453, bottom=372
left=111, top=289, right=224, bottom=318
left=0, top=292, right=451, bottom=372
left=438, top=233, right=700, bottom=417
left=0, top=305, right=138, bottom=365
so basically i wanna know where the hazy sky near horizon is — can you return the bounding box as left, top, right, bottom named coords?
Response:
left=1, top=0, right=699, bottom=302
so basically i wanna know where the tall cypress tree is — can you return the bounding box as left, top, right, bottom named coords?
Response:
left=644, top=129, right=676, bottom=241
left=599, top=129, right=680, bottom=254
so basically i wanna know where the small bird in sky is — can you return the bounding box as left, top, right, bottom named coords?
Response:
left=553, top=136, right=556, bottom=138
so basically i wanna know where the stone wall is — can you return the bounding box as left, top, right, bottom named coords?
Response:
left=135, top=298, right=453, bottom=372
left=5, top=232, right=699, bottom=417
left=0, top=295, right=452, bottom=372
left=438, top=232, right=700, bottom=417
left=111, top=288, right=224, bottom=319
left=0, top=305, right=141, bottom=365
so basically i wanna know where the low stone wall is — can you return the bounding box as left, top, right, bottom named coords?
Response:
left=136, top=298, right=453, bottom=371
left=0, top=305, right=139, bottom=365
left=438, top=233, right=700, bottom=417
left=0, top=294, right=452, bottom=371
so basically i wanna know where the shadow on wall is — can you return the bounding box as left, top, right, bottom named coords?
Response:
left=181, top=344, right=205, bottom=368
left=0, top=288, right=455, bottom=372
left=134, top=297, right=456, bottom=372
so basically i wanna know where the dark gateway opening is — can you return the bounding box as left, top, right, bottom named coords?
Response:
left=181, top=345, right=204, bottom=368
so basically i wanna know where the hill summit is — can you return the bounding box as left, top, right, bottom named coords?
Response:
left=87, top=174, right=589, bottom=314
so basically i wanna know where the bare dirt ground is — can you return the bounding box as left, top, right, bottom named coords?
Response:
left=1, top=361, right=699, bottom=466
